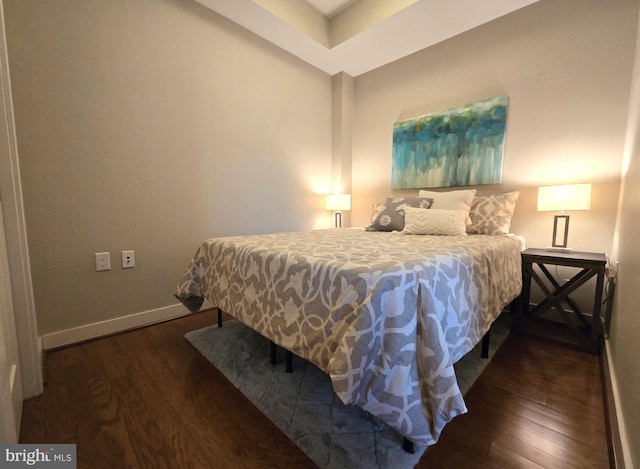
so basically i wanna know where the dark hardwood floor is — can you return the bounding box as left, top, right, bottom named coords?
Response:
left=20, top=310, right=610, bottom=468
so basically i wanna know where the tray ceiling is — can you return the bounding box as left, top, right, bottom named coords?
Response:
left=195, top=0, right=540, bottom=76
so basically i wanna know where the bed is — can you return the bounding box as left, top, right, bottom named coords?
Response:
left=175, top=221, right=523, bottom=447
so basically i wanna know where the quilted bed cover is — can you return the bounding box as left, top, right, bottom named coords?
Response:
left=176, top=229, right=522, bottom=447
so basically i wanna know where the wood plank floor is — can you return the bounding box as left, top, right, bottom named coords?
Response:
left=20, top=310, right=610, bottom=468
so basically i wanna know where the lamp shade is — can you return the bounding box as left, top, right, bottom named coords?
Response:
left=325, top=194, right=351, bottom=211
left=537, top=183, right=591, bottom=212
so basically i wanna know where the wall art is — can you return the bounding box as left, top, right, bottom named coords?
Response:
left=392, top=96, right=508, bottom=189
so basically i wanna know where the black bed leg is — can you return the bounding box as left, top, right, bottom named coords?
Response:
left=402, top=437, right=415, bottom=454
left=268, top=343, right=292, bottom=371
left=270, top=342, right=277, bottom=366
left=481, top=329, right=491, bottom=359
left=217, top=308, right=222, bottom=328
left=285, top=350, right=293, bottom=373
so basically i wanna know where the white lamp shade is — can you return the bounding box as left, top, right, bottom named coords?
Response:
left=325, top=194, right=351, bottom=211
left=537, top=183, right=591, bottom=212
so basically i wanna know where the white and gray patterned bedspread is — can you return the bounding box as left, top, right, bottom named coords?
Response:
left=176, top=229, right=522, bottom=447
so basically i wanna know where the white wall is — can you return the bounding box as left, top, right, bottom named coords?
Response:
left=352, top=0, right=637, bottom=258
left=611, top=3, right=640, bottom=465
left=4, top=0, right=333, bottom=335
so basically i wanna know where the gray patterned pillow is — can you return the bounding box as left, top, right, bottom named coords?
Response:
left=366, top=196, right=434, bottom=232
left=370, top=203, right=384, bottom=224
left=467, top=191, right=520, bottom=235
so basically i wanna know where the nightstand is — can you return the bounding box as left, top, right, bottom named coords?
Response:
left=515, top=248, right=607, bottom=354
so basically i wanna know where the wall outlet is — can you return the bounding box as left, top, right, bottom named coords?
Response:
left=95, top=252, right=111, bottom=271
left=121, top=250, right=135, bottom=269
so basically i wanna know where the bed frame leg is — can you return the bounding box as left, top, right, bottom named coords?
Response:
left=286, top=350, right=293, bottom=373
left=402, top=437, right=415, bottom=454
left=270, top=342, right=277, bottom=366
left=217, top=308, right=222, bottom=328
left=268, top=343, right=293, bottom=371
left=481, top=329, right=491, bottom=358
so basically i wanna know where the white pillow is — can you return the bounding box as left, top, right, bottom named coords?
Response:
left=417, top=189, right=476, bottom=212
left=402, top=208, right=469, bottom=236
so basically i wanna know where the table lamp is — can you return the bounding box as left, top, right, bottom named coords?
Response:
left=325, top=194, right=351, bottom=228
left=537, top=183, right=591, bottom=252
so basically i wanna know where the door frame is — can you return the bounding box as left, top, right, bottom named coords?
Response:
left=0, top=200, right=21, bottom=442
left=0, top=0, right=43, bottom=401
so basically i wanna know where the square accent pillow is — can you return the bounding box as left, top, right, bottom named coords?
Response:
left=402, top=208, right=469, bottom=236
left=366, top=196, right=433, bottom=232
left=417, top=189, right=477, bottom=212
left=370, top=203, right=384, bottom=224
left=467, top=191, right=520, bottom=235
left=417, top=189, right=476, bottom=224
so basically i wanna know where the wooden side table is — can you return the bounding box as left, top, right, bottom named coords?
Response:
left=515, top=248, right=608, bottom=354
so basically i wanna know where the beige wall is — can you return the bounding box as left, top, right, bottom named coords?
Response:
left=4, top=0, right=333, bottom=335
left=352, top=0, right=637, bottom=258
left=611, top=4, right=640, bottom=465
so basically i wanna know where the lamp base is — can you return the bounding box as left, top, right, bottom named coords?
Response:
left=545, top=246, right=573, bottom=253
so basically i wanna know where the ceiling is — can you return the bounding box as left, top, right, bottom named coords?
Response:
left=195, top=0, right=540, bottom=77
left=304, top=0, right=361, bottom=18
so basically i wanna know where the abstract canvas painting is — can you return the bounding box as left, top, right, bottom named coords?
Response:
left=392, top=96, right=508, bottom=189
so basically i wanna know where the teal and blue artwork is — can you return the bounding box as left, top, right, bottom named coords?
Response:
left=392, top=96, right=508, bottom=189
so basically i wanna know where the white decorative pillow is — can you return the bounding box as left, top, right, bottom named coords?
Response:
left=417, top=189, right=476, bottom=212
left=417, top=189, right=476, bottom=224
left=402, top=208, right=469, bottom=236
left=467, top=191, right=520, bottom=235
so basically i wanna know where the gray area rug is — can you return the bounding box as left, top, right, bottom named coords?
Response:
left=185, top=313, right=511, bottom=469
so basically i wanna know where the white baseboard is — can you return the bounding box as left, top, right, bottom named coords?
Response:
left=605, top=340, right=635, bottom=469
left=40, top=303, right=193, bottom=350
